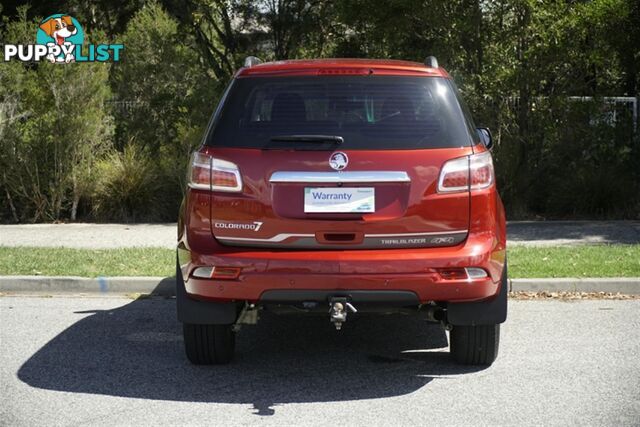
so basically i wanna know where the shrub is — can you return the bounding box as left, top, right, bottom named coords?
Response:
left=0, top=9, right=113, bottom=222
left=488, top=97, right=639, bottom=219
left=92, top=145, right=165, bottom=222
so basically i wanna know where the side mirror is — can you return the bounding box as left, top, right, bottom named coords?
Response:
left=477, top=127, right=493, bottom=150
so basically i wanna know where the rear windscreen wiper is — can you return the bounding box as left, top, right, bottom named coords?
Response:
left=269, top=135, right=344, bottom=144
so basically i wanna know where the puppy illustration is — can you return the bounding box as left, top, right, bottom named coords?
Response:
left=39, top=16, right=77, bottom=63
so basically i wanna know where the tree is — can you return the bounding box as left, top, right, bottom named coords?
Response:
left=111, top=2, right=219, bottom=219
left=162, top=0, right=244, bottom=79
left=0, top=7, right=113, bottom=222
left=112, top=2, right=217, bottom=155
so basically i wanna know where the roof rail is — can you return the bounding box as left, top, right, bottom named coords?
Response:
left=244, top=56, right=263, bottom=68
left=424, top=56, right=439, bottom=68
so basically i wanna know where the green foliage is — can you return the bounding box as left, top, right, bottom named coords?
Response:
left=111, top=2, right=217, bottom=155
left=109, top=2, right=218, bottom=220
left=0, top=7, right=113, bottom=222
left=92, top=144, right=165, bottom=222
left=490, top=98, right=639, bottom=219
left=1, top=0, right=638, bottom=222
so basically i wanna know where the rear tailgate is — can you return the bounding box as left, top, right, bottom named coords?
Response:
left=207, top=146, right=471, bottom=249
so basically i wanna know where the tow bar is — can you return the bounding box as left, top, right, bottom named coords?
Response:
left=329, top=297, right=357, bottom=330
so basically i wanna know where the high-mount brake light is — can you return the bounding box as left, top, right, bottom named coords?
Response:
left=317, top=68, right=370, bottom=75
left=437, top=151, right=494, bottom=193
left=187, top=152, right=243, bottom=192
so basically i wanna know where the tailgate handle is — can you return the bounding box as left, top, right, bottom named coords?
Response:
left=316, top=232, right=364, bottom=244
left=325, top=233, right=356, bottom=242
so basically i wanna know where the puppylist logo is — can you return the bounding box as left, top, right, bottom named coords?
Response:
left=3, top=14, right=123, bottom=63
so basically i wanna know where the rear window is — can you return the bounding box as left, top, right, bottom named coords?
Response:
left=207, top=76, right=473, bottom=150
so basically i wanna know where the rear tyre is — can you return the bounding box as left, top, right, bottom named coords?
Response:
left=449, top=324, right=500, bottom=366
left=183, top=323, right=235, bottom=365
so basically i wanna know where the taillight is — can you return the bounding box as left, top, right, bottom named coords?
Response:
left=437, top=157, right=469, bottom=192
left=437, top=151, right=494, bottom=193
left=469, top=151, right=494, bottom=190
left=187, top=152, right=243, bottom=192
left=188, top=152, right=211, bottom=190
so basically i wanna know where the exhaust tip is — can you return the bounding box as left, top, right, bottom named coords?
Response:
left=425, top=306, right=445, bottom=322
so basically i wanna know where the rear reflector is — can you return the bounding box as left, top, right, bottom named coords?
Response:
left=192, top=266, right=242, bottom=280
left=437, top=268, right=468, bottom=280
left=437, top=151, right=494, bottom=193
left=437, top=267, right=488, bottom=281
left=187, top=152, right=243, bottom=192
left=212, top=267, right=242, bottom=280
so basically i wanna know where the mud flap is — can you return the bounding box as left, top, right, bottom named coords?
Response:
left=176, top=258, right=238, bottom=325
left=446, top=265, right=508, bottom=326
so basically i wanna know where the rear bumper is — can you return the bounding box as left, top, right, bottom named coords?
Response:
left=179, top=231, right=506, bottom=304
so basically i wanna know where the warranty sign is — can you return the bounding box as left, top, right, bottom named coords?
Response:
left=304, top=187, right=375, bottom=213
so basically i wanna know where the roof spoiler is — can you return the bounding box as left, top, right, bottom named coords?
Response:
left=244, top=56, right=263, bottom=68
left=424, top=56, right=439, bottom=68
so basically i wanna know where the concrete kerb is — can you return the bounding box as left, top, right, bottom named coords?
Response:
left=509, top=278, right=640, bottom=294
left=0, top=276, right=175, bottom=296
left=0, top=276, right=639, bottom=295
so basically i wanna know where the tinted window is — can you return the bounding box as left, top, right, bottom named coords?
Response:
left=449, top=81, right=481, bottom=144
left=207, top=76, right=473, bottom=149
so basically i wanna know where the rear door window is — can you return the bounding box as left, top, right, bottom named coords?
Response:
left=207, top=76, right=473, bottom=149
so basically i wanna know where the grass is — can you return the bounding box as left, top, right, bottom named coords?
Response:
left=0, top=247, right=174, bottom=277
left=0, top=245, right=638, bottom=278
left=507, top=245, right=640, bottom=278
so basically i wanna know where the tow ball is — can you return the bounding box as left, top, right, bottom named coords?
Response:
left=329, top=298, right=357, bottom=330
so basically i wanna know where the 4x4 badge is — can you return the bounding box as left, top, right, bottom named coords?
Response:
left=329, top=152, right=348, bottom=171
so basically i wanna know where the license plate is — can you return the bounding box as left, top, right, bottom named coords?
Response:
left=304, top=187, right=375, bottom=213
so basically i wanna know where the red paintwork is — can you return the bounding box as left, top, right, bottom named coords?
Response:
left=183, top=228, right=503, bottom=304
left=236, top=58, right=450, bottom=78
left=178, top=59, right=506, bottom=305
left=206, top=146, right=471, bottom=239
left=178, top=144, right=506, bottom=305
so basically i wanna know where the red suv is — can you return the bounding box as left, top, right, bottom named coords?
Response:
left=177, top=57, right=507, bottom=366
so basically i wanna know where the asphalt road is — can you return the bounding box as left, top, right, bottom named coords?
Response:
left=1, top=296, right=639, bottom=425
left=0, top=223, right=177, bottom=249
left=1, top=221, right=638, bottom=249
